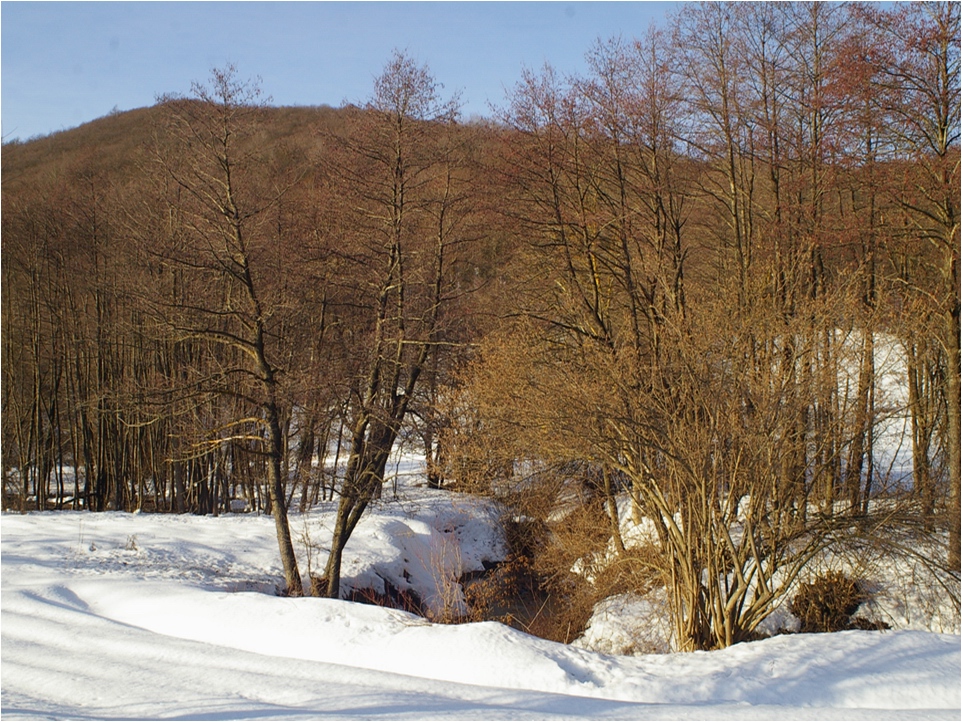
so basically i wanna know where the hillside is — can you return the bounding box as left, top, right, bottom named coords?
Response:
left=1, top=102, right=352, bottom=191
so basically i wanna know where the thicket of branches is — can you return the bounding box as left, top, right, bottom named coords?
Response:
left=3, top=2, right=958, bottom=648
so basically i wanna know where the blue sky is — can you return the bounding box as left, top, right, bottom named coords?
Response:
left=1, top=2, right=676, bottom=142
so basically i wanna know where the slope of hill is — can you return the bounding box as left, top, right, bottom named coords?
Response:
left=1, top=102, right=349, bottom=191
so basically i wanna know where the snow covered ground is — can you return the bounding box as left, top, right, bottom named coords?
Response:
left=3, top=474, right=959, bottom=721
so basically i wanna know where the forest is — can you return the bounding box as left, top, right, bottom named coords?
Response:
left=2, top=2, right=959, bottom=653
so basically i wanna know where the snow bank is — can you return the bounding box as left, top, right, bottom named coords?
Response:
left=300, top=488, right=507, bottom=615
left=3, top=507, right=959, bottom=720
left=574, top=591, right=674, bottom=655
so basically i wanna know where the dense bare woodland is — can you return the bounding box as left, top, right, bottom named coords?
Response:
left=3, top=2, right=959, bottom=652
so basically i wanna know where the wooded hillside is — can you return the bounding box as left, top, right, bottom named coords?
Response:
left=3, top=1, right=958, bottom=651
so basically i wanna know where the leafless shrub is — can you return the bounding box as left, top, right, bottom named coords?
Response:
left=790, top=571, right=867, bottom=633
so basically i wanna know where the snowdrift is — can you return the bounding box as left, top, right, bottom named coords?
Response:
left=3, top=504, right=959, bottom=720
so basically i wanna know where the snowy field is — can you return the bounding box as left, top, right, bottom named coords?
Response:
left=2, top=473, right=960, bottom=720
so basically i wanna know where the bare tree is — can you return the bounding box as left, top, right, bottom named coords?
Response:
left=319, top=51, right=473, bottom=599
left=447, top=7, right=951, bottom=651
left=861, top=1, right=960, bottom=569
left=149, top=66, right=306, bottom=593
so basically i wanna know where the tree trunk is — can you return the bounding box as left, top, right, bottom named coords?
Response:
left=267, top=397, right=303, bottom=595
left=946, top=293, right=961, bottom=572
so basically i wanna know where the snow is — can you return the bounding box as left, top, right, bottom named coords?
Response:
left=298, top=488, right=507, bottom=617
left=574, top=591, right=675, bottom=656
left=3, top=482, right=959, bottom=720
